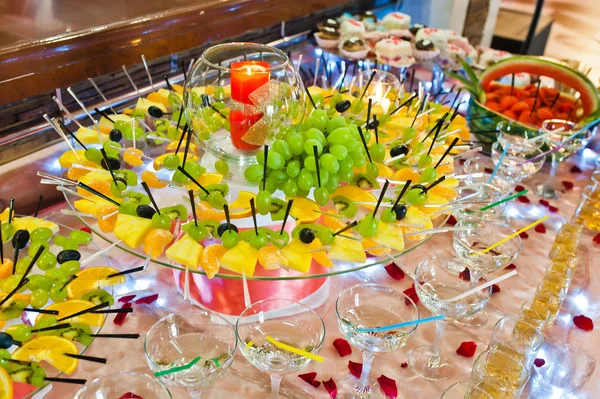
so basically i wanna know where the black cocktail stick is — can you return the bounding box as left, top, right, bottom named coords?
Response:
left=262, top=145, right=269, bottom=191
left=181, top=128, right=192, bottom=168
left=34, top=195, right=44, bottom=217
left=59, top=275, right=78, bottom=292
left=373, top=180, right=389, bottom=217
left=141, top=182, right=161, bottom=216
left=305, top=87, right=317, bottom=109
left=365, top=98, right=372, bottom=129
left=164, top=75, right=174, bottom=92
left=510, top=74, right=515, bottom=97
left=175, top=124, right=189, bottom=154
left=280, top=199, right=293, bottom=235
left=58, top=301, right=110, bottom=322
left=359, top=70, right=377, bottom=101
left=77, top=183, right=121, bottom=207
left=57, top=120, right=88, bottom=150
left=389, top=92, right=418, bottom=116
left=90, top=333, right=140, bottom=339
left=333, top=221, right=358, bottom=236
left=357, top=127, right=372, bottom=163
left=45, top=377, right=87, bottom=385
left=18, top=245, right=45, bottom=286
left=249, top=198, right=258, bottom=235
left=107, top=266, right=145, bottom=278
left=64, top=353, right=107, bottom=364
left=188, top=190, right=198, bottom=227
left=176, top=167, right=210, bottom=195
left=90, top=307, right=133, bottom=314
left=529, top=80, right=542, bottom=116
left=94, top=108, right=114, bottom=123
left=31, top=323, right=71, bottom=333
left=313, top=146, right=322, bottom=188
left=0, top=278, right=29, bottom=307
left=393, top=180, right=412, bottom=208
left=434, top=137, right=460, bottom=168
left=549, top=93, right=561, bottom=109
left=24, top=308, right=59, bottom=315
left=425, top=176, right=446, bottom=192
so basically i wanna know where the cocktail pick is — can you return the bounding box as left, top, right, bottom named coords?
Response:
left=107, top=266, right=145, bottom=278
left=402, top=225, right=470, bottom=237
left=313, top=146, right=322, bottom=187
left=408, top=69, right=415, bottom=92
left=280, top=200, right=293, bottom=234
left=164, top=75, right=174, bottom=92
left=355, top=314, right=445, bottom=333
left=64, top=353, right=107, bottom=364
left=333, top=221, right=358, bottom=236
left=94, top=107, right=114, bottom=123
left=58, top=301, right=111, bottom=322
left=479, top=189, right=529, bottom=211
left=154, top=356, right=201, bottom=377
left=438, top=84, right=456, bottom=105
left=470, top=215, right=548, bottom=256
left=304, top=87, right=317, bottom=109
left=88, top=77, right=117, bottom=114
left=31, top=323, right=71, bottom=333
left=91, top=307, right=133, bottom=314
left=389, top=92, right=418, bottom=116
left=425, top=176, right=445, bottom=192
left=549, top=92, right=561, bottom=109
left=176, top=166, right=210, bottom=195
left=420, top=112, right=449, bottom=143
left=90, top=333, right=140, bottom=339
left=45, top=377, right=87, bottom=385
left=313, top=56, right=321, bottom=86
left=393, top=180, right=412, bottom=209
left=262, top=145, right=269, bottom=191
left=122, top=65, right=141, bottom=95
left=181, top=129, right=193, bottom=168
left=188, top=190, right=198, bottom=227
left=23, top=308, right=59, bottom=315
left=265, top=336, right=324, bottom=363
left=76, top=183, right=120, bottom=206
left=365, top=98, right=372, bottom=129
left=56, top=119, right=88, bottom=151
left=445, top=270, right=518, bottom=303
left=249, top=198, right=259, bottom=235
left=427, top=118, right=444, bottom=156
left=434, top=137, right=459, bottom=169
left=410, top=94, right=427, bottom=128
left=373, top=180, right=390, bottom=217
left=529, top=81, right=542, bottom=116
left=510, top=74, right=515, bottom=96
left=141, top=55, right=154, bottom=90
left=59, top=275, right=78, bottom=292
left=373, top=115, right=379, bottom=143
left=80, top=240, right=123, bottom=266
left=34, top=195, right=43, bottom=218
left=43, top=115, right=81, bottom=161
left=487, top=144, right=509, bottom=185
left=0, top=278, right=29, bottom=307
left=141, top=182, right=161, bottom=216
left=528, top=126, right=565, bottom=144
left=52, top=96, right=84, bottom=129
left=66, top=87, right=97, bottom=127
left=7, top=198, right=14, bottom=224
left=18, top=245, right=45, bottom=287
left=99, top=149, right=120, bottom=189
left=382, top=250, right=416, bottom=280
left=359, top=70, right=377, bottom=101
left=357, top=127, right=372, bottom=163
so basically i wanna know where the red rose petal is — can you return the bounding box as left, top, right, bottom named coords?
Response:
left=534, top=358, right=545, bottom=367
left=400, top=362, right=408, bottom=368
left=80, top=227, right=92, bottom=234
left=333, top=338, right=352, bottom=357
left=298, top=372, right=321, bottom=388
left=484, top=167, right=494, bottom=174
left=519, top=231, right=529, bottom=239
left=563, top=181, right=574, bottom=191
left=119, top=394, right=143, bottom=399
left=323, top=378, right=338, bottom=398
left=515, top=184, right=526, bottom=192
left=113, top=302, right=132, bottom=326
left=517, top=196, right=531, bottom=204
left=505, top=263, right=517, bottom=270
left=348, top=361, right=363, bottom=378
left=384, top=263, right=405, bottom=281
left=118, top=295, right=136, bottom=303
left=573, top=315, right=594, bottom=331
left=446, top=215, right=457, bottom=226
left=134, top=294, right=159, bottom=305
left=594, top=234, right=600, bottom=244
left=548, top=206, right=559, bottom=213
left=492, top=284, right=500, bottom=293
left=377, top=375, right=398, bottom=399
left=539, top=199, right=550, bottom=207
left=402, top=284, right=419, bottom=305
left=570, top=165, right=582, bottom=174
left=459, top=159, right=466, bottom=165
left=456, top=341, right=477, bottom=357
left=458, top=268, right=471, bottom=281
left=535, top=223, right=546, bottom=234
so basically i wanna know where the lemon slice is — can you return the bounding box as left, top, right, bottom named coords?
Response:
left=0, top=365, right=12, bottom=399
left=66, top=267, right=125, bottom=299
left=12, top=336, right=79, bottom=375
left=38, top=300, right=105, bottom=327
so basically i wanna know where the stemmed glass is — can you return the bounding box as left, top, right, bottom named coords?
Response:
left=74, top=372, right=172, bottom=399
left=452, top=175, right=516, bottom=223
left=441, top=382, right=493, bottom=399
left=492, top=124, right=545, bottom=183
left=536, top=119, right=594, bottom=199
left=408, top=257, right=491, bottom=380
left=336, top=284, right=419, bottom=398
left=236, top=298, right=325, bottom=399
left=144, top=310, right=238, bottom=399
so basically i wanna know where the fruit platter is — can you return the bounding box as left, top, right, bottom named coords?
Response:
left=0, top=208, right=137, bottom=397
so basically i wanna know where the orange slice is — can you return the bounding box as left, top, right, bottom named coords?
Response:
left=142, top=170, right=168, bottom=189
left=123, top=148, right=145, bottom=167
left=66, top=267, right=126, bottom=300
left=308, top=239, right=333, bottom=268
left=0, top=361, right=10, bottom=399
left=144, top=229, right=173, bottom=259
left=66, top=160, right=98, bottom=180
left=331, top=186, right=377, bottom=210
left=199, top=244, right=227, bottom=278
left=153, top=153, right=198, bottom=170
left=0, top=259, right=14, bottom=280
left=12, top=336, right=78, bottom=375
left=288, top=197, right=320, bottom=224
left=185, top=173, right=223, bottom=190
left=258, top=245, right=288, bottom=270
left=393, top=168, right=420, bottom=182
left=165, top=140, right=197, bottom=153
left=39, top=300, right=105, bottom=326
left=96, top=205, right=119, bottom=233
left=321, top=208, right=346, bottom=231
left=362, top=237, right=385, bottom=256
left=147, top=92, right=163, bottom=104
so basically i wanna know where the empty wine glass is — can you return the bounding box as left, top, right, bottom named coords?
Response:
left=336, top=284, right=419, bottom=398
left=453, top=175, right=516, bottom=223
left=144, top=310, right=237, bottom=399
left=492, top=124, right=545, bottom=183
left=236, top=298, right=325, bottom=399
left=441, top=381, right=493, bottom=399
left=74, top=372, right=172, bottom=399
left=408, top=257, right=491, bottom=380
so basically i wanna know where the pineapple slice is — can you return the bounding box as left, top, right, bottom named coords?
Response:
left=11, top=217, right=59, bottom=235
left=421, top=193, right=449, bottom=215
left=281, top=239, right=313, bottom=273
left=165, top=234, right=203, bottom=270
left=401, top=207, right=433, bottom=241
left=0, top=209, right=8, bottom=223
left=329, top=235, right=366, bottom=263
left=114, top=213, right=153, bottom=249
left=73, top=197, right=118, bottom=216
left=75, top=126, right=109, bottom=145
left=308, top=239, right=333, bottom=268
left=220, top=241, right=257, bottom=276
left=58, top=149, right=86, bottom=168
left=135, top=98, right=167, bottom=114
left=371, top=221, right=404, bottom=252
left=98, top=114, right=131, bottom=134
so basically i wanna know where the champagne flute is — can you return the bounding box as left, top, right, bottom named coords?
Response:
left=144, top=310, right=237, bottom=399
left=236, top=298, right=325, bottom=399
left=336, top=284, right=419, bottom=398
left=74, top=372, right=172, bottom=399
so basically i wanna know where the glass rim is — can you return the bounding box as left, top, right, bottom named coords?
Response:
left=454, top=220, right=523, bottom=254
left=491, top=315, right=544, bottom=350
left=441, top=381, right=493, bottom=399
left=473, top=347, right=531, bottom=378
left=200, top=42, right=291, bottom=72
left=75, top=371, right=172, bottom=398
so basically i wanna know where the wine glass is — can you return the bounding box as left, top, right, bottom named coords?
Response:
left=236, top=298, right=325, bottom=399
left=336, top=284, right=419, bottom=398
left=452, top=175, right=516, bottom=223
left=144, top=310, right=238, bottom=399
left=536, top=119, right=594, bottom=199
left=492, top=124, right=545, bottom=183
left=441, top=381, right=493, bottom=399
left=74, top=372, right=172, bottom=399
left=408, top=257, right=491, bottom=380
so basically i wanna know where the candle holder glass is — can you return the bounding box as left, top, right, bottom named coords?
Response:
left=349, top=69, right=401, bottom=114
left=185, top=42, right=305, bottom=165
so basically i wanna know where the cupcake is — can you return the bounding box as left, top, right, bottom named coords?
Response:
left=340, top=19, right=366, bottom=38
left=320, top=18, right=340, bottom=30
left=359, top=11, right=377, bottom=24
left=437, top=43, right=467, bottom=70
left=337, top=13, right=354, bottom=23
left=409, top=24, right=427, bottom=37
left=415, top=27, right=448, bottom=52
left=388, top=29, right=413, bottom=41
left=447, top=36, right=477, bottom=64
left=413, top=39, right=440, bottom=62
left=339, top=36, right=369, bottom=59
left=382, top=12, right=411, bottom=30
left=375, top=38, right=415, bottom=67
left=315, top=27, right=341, bottom=49
left=478, top=48, right=511, bottom=68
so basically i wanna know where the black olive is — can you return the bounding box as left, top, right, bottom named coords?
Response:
left=367, top=119, right=379, bottom=130
left=217, top=223, right=239, bottom=237
left=11, top=230, right=29, bottom=250
left=109, top=129, right=123, bottom=142
left=335, top=100, right=351, bottom=113
left=136, top=204, right=156, bottom=219
left=390, top=145, right=409, bottom=158
left=147, top=106, right=164, bottom=118
left=411, top=184, right=427, bottom=193
left=299, top=228, right=315, bottom=244
left=0, top=333, right=14, bottom=349
left=101, top=157, right=121, bottom=171
left=57, top=249, right=81, bottom=264
left=393, top=204, right=408, bottom=221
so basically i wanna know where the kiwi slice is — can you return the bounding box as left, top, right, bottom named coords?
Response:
left=82, top=289, right=114, bottom=306
left=199, top=221, right=219, bottom=237
left=332, top=195, right=358, bottom=218
left=123, top=192, right=151, bottom=206
left=161, top=205, right=188, bottom=220
left=8, top=362, right=45, bottom=387
left=351, top=174, right=379, bottom=189
left=269, top=198, right=287, bottom=221
left=118, top=202, right=138, bottom=216
left=114, top=170, right=138, bottom=186
left=205, top=184, right=229, bottom=197
left=61, top=322, right=93, bottom=346
left=0, top=299, right=26, bottom=321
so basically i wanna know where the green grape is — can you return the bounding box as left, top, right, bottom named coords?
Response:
left=305, top=128, right=327, bottom=146
left=366, top=163, right=379, bottom=179
left=256, top=190, right=272, bottom=215
left=350, top=99, right=364, bottom=114
left=406, top=188, right=427, bottom=205
left=378, top=114, right=391, bottom=126
left=412, top=142, right=425, bottom=155
left=343, top=138, right=361, bottom=153
left=206, top=116, right=224, bottom=133
left=349, top=152, right=366, bottom=167
left=271, top=170, right=287, bottom=184
left=62, top=240, right=79, bottom=251
left=15, top=257, right=32, bottom=275
left=266, top=151, right=285, bottom=170
left=206, top=192, right=227, bottom=210
left=215, top=160, right=229, bottom=175
left=297, top=169, right=314, bottom=192
left=316, top=228, right=334, bottom=245
left=264, top=177, right=277, bottom=194
left=339, top=169, right=354, bottom=182
left=49, top=286, right=68, bottom=302
left=304, top=156, right=317, bottom=172
left=314, top=187, right=329, bottom=206
left=28, top=242, right=48, bottom=258
left=312, top=94, right=325, bottom=109
left=0, top=349, right=10, bottom=360
left=163, top=154, right=181, bottom=170
left=244, top=164, right=264, bottom=183
left=326, top=117, right=347, bottom=134
left=214, top=86, right=225, bottom=101
left=358, top=215, right=378, bottom=238
left=329, top=145, right=348, bottom=161
left=30, top=289, right=50, bottom=309
left=45, top=269, right=66, bottom=284
left=319, top=154, right=339, bottom=174
left=6, top=325, right=32, bottom=343
left=184, top=162, right=206, bottom=179
left=327, top=108, right=337, bottom=118
left=37, top=252, right=57, bottom=271
left=114, top=120, right=128, bottom=132
left=256, top=151, right=265, bottom=165
left=338, top=157, right=354, bottom=173
left=167, top=126, right=180, bottom=140
left=370, top=143, right=385, bottom=163
left=171, top=170, right=189, bottom=184
left=272, top=140, right=292, bottom=161
left=60, top=260, right=81, bottom=275
left=152, top=213, right=172, bottom=229
left=0, top=223, right=13, bottom=242
left=69, top=230, right=92, bottom=245
left=304, top=139, right=323, bottom=156
left=418, top=154, right=433, bottom=169
left=27, top=275, right=53, bottom=291
left=324, top=173, right=340, bottom=194
left=84, top=148, right=103, bottom=163
left=33, top=317, right=59, bottom=336
left=310, top=109, right=328, bottom=131
left=380, top=208, right=397, bottom=223
left=282, top=178, right=299, bottom=197
left=154, top=118, right=170, bottom=132
left=327, top=127, right=350, bottom=145
left=287, top=134, right=305, bottom=155
left=223, top=120, right=231, bottom=131
left=110, top=181, right=127, bottom=198
left=403, top=127, right=417, bottom=141
left=313, top=168, right=329, bottom=186
left=420, top=166, right=438, bottom=183
left=249, top=232, right=268, bottom=250
left=221, top=230, right=239, bottom=249
left=53, top=235, right=69, bottom=248
left=2, top=274, right=23, bottom=293
left=185, top=224, right=207, bottom=242
left=286, top=160, right=301, bottom=177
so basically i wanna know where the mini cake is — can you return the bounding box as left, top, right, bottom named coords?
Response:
left=375, top=38, right=415, bottom=67
left=364, top=30, right=389, bottom=51
left=447, top=36, right=477, bottom=64
left=339, top=36, right=369, bottom=59
left=337, top=12, right=354, bottom=23
left=320, top=18, right=340, bottom=30
left=409, top=24, right=427, bottom=37
left=315, top=27, right=341, bottom=48
left=382, top=12, right=411, bottom=30
left=415, top=27, right=448, bottom=52
left=499, top=72, right=531, bottom=87
left=340, top=19, right=366, bottom=38
left=478, top=49, right=511, bottom=68
left=437, top=43, right=466, bottom=70
left=413, top=39, right=440, bottom=62
left=359, top=11, right=377, bottom=24
left=388, top=29, right=413, bottom=41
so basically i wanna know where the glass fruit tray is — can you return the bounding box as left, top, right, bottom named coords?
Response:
left=0, top=216, right=116, bottom=398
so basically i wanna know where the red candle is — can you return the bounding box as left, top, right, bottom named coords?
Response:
left=229, top=61, right=270, bottom=150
